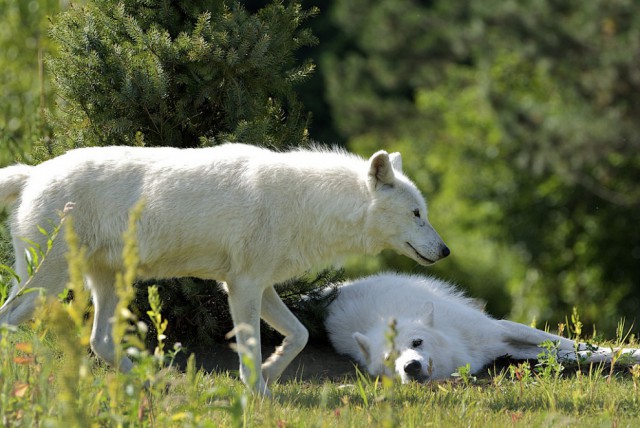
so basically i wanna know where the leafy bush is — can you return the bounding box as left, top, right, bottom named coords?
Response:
left=134, top=269, right=342, bottom=350
left=49, top=0, right=316, bottom=148
left=311, top=0, right=640, bottom=334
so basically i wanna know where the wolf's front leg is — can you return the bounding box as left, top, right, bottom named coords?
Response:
left=260, top=286, right=309, bottom=385
left=496, top=319, right=576, bottom=354
left=226, top=282, right=270, bottom=396
left=88, top=268, right=134, bottom=373
left=574, top=346, right=640, bottom=364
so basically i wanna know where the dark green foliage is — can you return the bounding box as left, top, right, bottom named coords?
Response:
left=0, top=0, right=59, bottom=165
left=49, top=0, right=317, bottom=148
left=135, top=278, right=230, bottom=349
left=136, top=270, right=342, bottom=349
left=274, top=269, right=342, bottom=342
left=305, top=0, right=640, bottom=334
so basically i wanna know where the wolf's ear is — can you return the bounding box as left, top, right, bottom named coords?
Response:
left=422, top=302, right=435, bottom=327
left=353, top=332, right=372, bottom=364
left=368, top=151, right=395, bottom=189
left=389, top=152, right=403, bottom=173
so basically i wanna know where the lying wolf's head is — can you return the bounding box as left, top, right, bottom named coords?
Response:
left=365, top=150, right=449, bottom=265
left=351, top=305, right=457, bottom=383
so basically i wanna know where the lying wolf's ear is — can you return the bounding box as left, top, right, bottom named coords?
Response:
left=422, top=302, right=435, bottom=327
left=368, top=151, right=395, bottom=189
left=353, top=332, right=372, bottom=364
left=389, top=152, right=403, bottom=173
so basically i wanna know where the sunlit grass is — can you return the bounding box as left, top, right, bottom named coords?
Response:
left=1, top=207, right=640, bottom=426
left=2, top=313, right=640, bottom=426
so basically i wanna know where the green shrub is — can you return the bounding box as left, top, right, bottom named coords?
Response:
left=49, top=0, right=317, bottom=149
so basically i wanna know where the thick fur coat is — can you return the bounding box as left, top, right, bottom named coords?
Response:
left=0, top=144, right=449, bottom=395
left=326, top=273, right=640, bottom=383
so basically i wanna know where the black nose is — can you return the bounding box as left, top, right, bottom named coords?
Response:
left=404, top=360, right=422, bottom=377
left=440, top=245, right=450, bottom=259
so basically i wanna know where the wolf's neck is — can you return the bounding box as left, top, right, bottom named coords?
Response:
left=272, top=177, right=378, bottom=278
left=304, top=179, right=376, bottom=256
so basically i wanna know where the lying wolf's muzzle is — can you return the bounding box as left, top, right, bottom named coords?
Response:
left=404, top=359, right=428, bottom=382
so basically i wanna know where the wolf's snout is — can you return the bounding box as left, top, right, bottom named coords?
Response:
left=440, top=244, right=450, bottom=259
left=404, top=360, right=422, bottom=377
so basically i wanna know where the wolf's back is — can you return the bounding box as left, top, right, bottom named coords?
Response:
left=0, top=164, right=32, bottom=207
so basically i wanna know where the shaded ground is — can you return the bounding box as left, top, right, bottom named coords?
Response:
left=172, top=342, right=633, bottom=385
left=175, top=341, right=358, bottom=382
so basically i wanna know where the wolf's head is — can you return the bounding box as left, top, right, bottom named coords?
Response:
left=352, top=305, right=457, bottom=383
left=365, top=150, right=449, bottom=265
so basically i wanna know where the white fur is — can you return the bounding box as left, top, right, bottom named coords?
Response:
left=325, top=272, right=640, bottom=383
left=0, top=144, right=448, bottom=395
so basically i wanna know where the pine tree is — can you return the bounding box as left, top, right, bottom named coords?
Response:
left=49, top=0, right=317, bottom=148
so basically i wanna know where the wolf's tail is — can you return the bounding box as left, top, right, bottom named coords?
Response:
left=0, top=164, right=32, bottom=207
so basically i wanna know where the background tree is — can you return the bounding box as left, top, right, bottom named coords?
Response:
left=49, top=0, right=316, bottom=149
left=0, top=0, right=60, bottom=165
left=301, top=0, right=640, bottom=334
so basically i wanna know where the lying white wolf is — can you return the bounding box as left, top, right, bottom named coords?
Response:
left=0, top=144, right=449, bottom=395
left=325, top=273, right=640, bottom=383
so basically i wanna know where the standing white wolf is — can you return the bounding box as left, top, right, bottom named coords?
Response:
left=0, top=143, right=449, bottom=395
left=326, top=273, right=640, bottom=383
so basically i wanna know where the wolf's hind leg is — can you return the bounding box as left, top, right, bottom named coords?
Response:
left=0, top=292, right=40, bottom=326
left=0, top=241, right=69, bottom=326
left=260, top=286, right=309, bottom=385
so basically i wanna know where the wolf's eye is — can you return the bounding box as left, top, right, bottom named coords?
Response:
left=411, top=339, right=423, bottom=348
left=413, top=209, right=421, bottom=218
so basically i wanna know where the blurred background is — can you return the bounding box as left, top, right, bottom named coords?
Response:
left=1, top=0, right=639, bottom=338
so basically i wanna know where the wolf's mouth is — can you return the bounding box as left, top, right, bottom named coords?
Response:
left=406, top=242, right=435, bottom=264
left=403, top=373, right=430, bottom=384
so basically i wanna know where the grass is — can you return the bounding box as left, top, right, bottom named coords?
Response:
left=2, top=207, right=640, bottom=426
left=2, top=325, right=640, bottom=427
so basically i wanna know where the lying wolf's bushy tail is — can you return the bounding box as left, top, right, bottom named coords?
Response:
left=0, top=164, right=32, bottom=207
